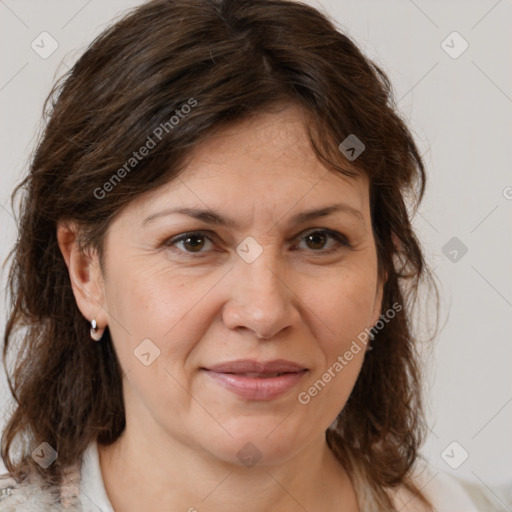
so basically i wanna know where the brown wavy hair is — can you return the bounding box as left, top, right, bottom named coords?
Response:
left=1, top=0, right=438, bottom=509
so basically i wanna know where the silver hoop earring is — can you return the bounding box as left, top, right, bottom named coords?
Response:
left=90, top=319, right=104, bottom=341
left=366, top=328, right=376, bottom=351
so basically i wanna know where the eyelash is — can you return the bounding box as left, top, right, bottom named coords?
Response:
left=164, top=229, right=351, bottom=256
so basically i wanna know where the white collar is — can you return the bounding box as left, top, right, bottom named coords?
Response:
left=79, top=440, right=115, bottom=512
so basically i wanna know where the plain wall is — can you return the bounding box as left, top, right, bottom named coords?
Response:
left=1, top=0, right=511, bottom=488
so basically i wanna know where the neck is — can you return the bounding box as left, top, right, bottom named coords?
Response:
left=98, top=428, right=359, bottom=512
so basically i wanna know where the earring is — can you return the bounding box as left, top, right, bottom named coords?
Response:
left=366, top=328, right=376, bottom=351
left=90, top=319, right=104, bottom=341
left=327, top=416, right=339, bottom=431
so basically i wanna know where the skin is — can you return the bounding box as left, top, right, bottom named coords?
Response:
left=58, top=103, right=384, bottom=512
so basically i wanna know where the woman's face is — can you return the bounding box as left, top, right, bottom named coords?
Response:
left=92, top=104, right=383, bottom=466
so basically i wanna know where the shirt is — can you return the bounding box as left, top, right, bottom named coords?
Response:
left=79, top=440, right=115, bottom=512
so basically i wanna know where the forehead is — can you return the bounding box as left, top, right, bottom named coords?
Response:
left=124, top=104, right=369, bottom=226
left=184, top=103, right=361, bottom=180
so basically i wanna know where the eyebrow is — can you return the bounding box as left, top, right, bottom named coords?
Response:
left=142, top=203, right=365, bottom=229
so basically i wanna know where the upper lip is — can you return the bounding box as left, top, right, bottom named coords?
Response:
left=203, top=359, right=308, bottom=374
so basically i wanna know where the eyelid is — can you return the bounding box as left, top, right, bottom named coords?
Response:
left=294, top=227, right=350, bottom=244
left=164, top=230, right=217, bottom=253
left=164, top=228, right=352, bottom=257
left=292, top=227, right=351, bottom=253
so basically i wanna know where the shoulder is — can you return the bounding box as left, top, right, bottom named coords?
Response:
left=390, top=462, right=479, bottom=512
left=0, top=472, right=73, bottom=512
left=0, top=474, right=17, bottom=501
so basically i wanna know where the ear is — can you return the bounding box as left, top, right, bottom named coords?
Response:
left=369, top=230, right=400, bottom=326
left=57, top=221, right=108, bottom=333
left=369, top=253, right=392, bottom=328
left=370, top=275, right=385, bottom=327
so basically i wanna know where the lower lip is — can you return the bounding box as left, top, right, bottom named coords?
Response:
left=203, top=370, right=308, bottom=400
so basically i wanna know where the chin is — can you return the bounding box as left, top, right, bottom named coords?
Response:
left=200, top=423, right=307, bottom=468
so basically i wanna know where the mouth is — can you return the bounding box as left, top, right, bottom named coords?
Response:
left=201, top=360, right=308, bottom=400
left=221, top=372, right=294, bottom=378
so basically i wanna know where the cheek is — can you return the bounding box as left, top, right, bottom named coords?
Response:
left=104, top=258, right=218, bottom=363
left=106, top=257, right=188, bottom=324
left=297, top=270, right=374, bottom=420
left=305, top=265, right=378, bottom=349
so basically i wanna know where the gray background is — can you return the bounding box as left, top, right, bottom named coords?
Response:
left=1, top=0, right=511, bottom=491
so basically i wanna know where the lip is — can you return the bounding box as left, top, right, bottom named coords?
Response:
left=204, top=359, right=307, bottom=374
left=202, top=359, right=308, bottom=401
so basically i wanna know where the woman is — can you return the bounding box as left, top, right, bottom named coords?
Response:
left=0, top=0, right=478, bottom=510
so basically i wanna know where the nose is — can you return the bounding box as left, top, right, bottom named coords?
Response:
left=222, top=251, right=301, bottom=340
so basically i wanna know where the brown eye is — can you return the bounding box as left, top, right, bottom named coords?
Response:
left=181, top=234, right=205, bottom=252
left=295, top=229, right=350, bottom=253
left=166, top=231, right=214, bottom=253
left=305, top=231, right=328, bottom=250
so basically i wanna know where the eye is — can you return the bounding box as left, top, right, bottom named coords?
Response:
left=165, top=231, right=215, bottom=254
left=164, top=228, right=351, bottom=257
left=294, top=229, right=350, bottom=254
